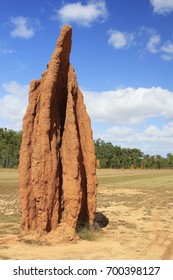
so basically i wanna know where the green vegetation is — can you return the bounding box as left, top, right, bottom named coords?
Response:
left=76, top=224, right=99, bottom=241
left=95, top=138, right=173, bottom=169
left=0, top=128, right=22, bottom=168
left=0, top=128, right=173, bottom=169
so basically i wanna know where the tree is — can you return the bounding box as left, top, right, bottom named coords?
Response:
left=167, top=153, right=173, bottom=168
left=0, top=128, right=22, bottom=168
left=94, top=138, right=172, bottom=169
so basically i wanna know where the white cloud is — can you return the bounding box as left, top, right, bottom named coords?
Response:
left=145, top=125, right=160, bottom=136
left=146, top=34, right=161, bottom=53
left=3, top=81, right=29, bottom=96
left=0, top=81, right=29, bottom=130
left=106, top=26, right=173, bottom=61
left=144, top=30, right=173, bottom=61
left=99, top=122, right=173, bottom=156
left=160, top=42, right=173, bottom=60
left=10, top=16, right=40, bottom=39
left=161, top=42, right=173, bottom=54
left=53, top=0, right=108, bottom=27
left=83, top=87, right=173, bottom=156
left=1, top=82, right=172, bottom=156
left=104, top=126, right=135, bottom=141
left=150, top=0, right=173, bottom=14
left=108, top=29, right=134, bottom=49
left=84, top=87, right=173, bottom=125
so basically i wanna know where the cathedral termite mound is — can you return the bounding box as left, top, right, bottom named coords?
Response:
left=19, top=25, right=97, bottom=236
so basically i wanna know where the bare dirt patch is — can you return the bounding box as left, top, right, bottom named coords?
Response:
left=0, top=168, right=173, bottom=259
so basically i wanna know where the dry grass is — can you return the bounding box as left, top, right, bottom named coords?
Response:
left=76, top=225, right=99, bottom=241
left=0, top=169, right=20, bottom=241
left=0, top=168, right=173, bottom=259
left=97, top=169, right=173, bottom=209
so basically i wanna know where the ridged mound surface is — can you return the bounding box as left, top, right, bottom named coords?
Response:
left=19, top=25, right=97, bottom=235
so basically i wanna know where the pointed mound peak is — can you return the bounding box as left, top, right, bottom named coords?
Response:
left=19, top=25, right=97, bottom=238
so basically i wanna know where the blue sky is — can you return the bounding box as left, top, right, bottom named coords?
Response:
left=0, top=0, right=173, bottom=156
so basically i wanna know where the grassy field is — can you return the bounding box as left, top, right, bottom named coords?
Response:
left=0, top=169, right=20, bottom=237
left=97, top=169, right=173, bottom=209
left=0, top=168, right=173, bottom=259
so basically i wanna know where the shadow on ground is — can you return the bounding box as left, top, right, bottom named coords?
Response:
left=94, top=212, right=109, bottom=230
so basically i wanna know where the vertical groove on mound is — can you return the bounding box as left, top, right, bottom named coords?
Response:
left=19, top=25, right=97, bottom=235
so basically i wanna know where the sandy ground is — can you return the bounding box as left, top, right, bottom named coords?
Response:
left=0, top=169, right=173, bottom=260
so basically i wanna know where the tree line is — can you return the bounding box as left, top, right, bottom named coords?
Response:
left=95, top=138, right=173, bottom=169
left=0, top=128, right=173, bottom=169
left=0, top=128, right=22, bottom=168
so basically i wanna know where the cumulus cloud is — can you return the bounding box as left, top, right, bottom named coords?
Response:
left=98, top=122, right=173, bottom=156
left=149, top=39, right=173, bottom=61
left=146, top=34, right=161, bottom=53
left=0, top=81, right=29, bottom=130
left=52, top=0, right=108, bottom=27
left=108, top=26, right=173, bottom=61
left=10, top=16, right=40, bottom=39
left=108, top=29, right=134, bottom=49
left=1, top=82, right=172, bottom=155
left=106, top=25, right=173, bottom=63
left=84, top=87, right=173, bottom=125
left=142, top=29, right=173, bottom=61
left=160, top=42, right=173, bottom=60
left=83, top=87, right=173, bottom=156
left=150, top=0, right=173, bottom=14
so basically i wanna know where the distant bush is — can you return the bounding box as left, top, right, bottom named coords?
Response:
left=95, top=138, right=173, bottom=169
left=0, top=129, right=173, bottom=169
left=0, top=128, right=22, bottom=168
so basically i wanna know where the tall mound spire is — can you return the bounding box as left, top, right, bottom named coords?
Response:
left=19, top=25, right=97, bottom=236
